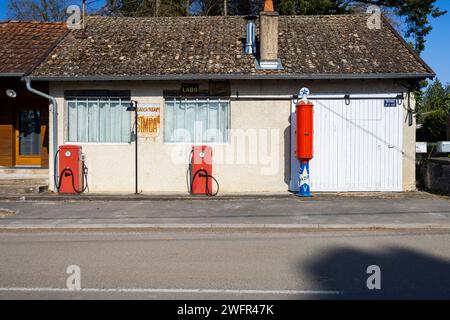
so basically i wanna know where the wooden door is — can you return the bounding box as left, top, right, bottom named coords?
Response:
left=14, top=109, right=46, bottom=166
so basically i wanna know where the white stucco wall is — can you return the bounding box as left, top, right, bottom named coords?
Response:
left=48, top=79, right=415, bottom=193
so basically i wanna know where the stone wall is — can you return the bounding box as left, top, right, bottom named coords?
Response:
left=418, top=157, right=450, bottom=195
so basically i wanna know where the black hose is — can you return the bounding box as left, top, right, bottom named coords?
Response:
left=56, top=166, right=88, bottom=194
left=186, top=149, right=194, bottom=193
left=204, top=173, right=220, bottom=197
left=190, top=168, right=219, bottom=197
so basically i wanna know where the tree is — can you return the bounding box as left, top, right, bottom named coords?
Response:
left=423, top=109, right=448, bottom=142
left=103, top=0, right=197, bottom=17
left=228, top=0, right=261, bottom=15
left=416, top=79, right=450, bottom=142
left=355, top=0, right=446, bottom=54
left=198, top=0, right=224, bottom=16
left=416, top=79, right=450, bottom=122
left=275, top=0, right=348, bottom=15
left=7, top=0, right=69, bottom=21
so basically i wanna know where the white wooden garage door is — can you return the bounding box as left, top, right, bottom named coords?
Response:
left=290, top=95, right=403, bottom=192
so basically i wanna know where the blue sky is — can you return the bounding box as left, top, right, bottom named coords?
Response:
left=0, top=0, right=449, bottom=84
left=419, top=0, right=450, bottom=85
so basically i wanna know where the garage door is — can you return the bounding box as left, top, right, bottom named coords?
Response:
left=290, top=95, right=403, bottom=192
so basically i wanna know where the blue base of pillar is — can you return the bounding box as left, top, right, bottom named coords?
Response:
left=298, top=161, right=312, bottom=198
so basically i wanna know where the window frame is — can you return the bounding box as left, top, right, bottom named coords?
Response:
left=163, top=97, right=231, bottom=145
left=64, top=96, right=133, bottom=145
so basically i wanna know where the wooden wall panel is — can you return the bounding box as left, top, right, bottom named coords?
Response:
left=40, top=107, right=49, bottom=167
left=0, top=79, right=49, bottom=167
left=0, top=98, right=13, bottom=167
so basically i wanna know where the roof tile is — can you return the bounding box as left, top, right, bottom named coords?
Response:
left=30, top=15, right=432, bottom=79
left=0, top=21, right=68, bottom=75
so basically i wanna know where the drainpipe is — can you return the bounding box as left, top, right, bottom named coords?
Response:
left=25, top=78, right=58, bottom=192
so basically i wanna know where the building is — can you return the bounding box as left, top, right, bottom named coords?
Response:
left=17, top=5, right=434, bottom=194
left=0, top=21, right=67, bottom=191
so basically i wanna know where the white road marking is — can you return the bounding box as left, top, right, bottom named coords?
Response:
left=0, top=287, right=343, bottom=295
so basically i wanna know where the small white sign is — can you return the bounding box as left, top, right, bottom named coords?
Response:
left=416, top=142, right=427, bottom=153
left=437, top=141, right=450, bottom=153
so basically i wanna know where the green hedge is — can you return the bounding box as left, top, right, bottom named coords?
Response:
left=423, top=110, right=448, bottom=142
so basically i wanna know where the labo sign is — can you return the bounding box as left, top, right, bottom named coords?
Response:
left=137, top=104, right=160, bottom=137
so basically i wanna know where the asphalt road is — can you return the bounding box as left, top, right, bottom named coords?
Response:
left=0, top=230, right=449, bottom=299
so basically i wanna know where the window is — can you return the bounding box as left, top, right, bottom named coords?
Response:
left=66, top=97, right=132, bottom=143
left=164, top=98, right=230, bottom=143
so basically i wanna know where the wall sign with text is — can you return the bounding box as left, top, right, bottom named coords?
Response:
left=137, top=104, right=160, bottom=137
left=384, top=99, right=397, bottom=108
left=181, top=83, right=200, bottom=95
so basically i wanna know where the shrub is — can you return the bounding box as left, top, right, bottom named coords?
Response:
left=423, top=110, right=448, bottom=142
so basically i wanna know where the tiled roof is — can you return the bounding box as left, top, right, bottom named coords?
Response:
left=0, top=21, right=68, bottom=75
left=30, top=15, right=434, bottom=79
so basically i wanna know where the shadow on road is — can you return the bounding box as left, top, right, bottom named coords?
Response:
left=301, top=246, right=450, bottom=299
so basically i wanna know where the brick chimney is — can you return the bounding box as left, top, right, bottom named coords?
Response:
left=258, top=0, right=282, bottom=69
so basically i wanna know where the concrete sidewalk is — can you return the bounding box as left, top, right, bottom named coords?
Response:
left=0, top=191, right=449, bottom=231
left=0, top=190, right=444, bottom=201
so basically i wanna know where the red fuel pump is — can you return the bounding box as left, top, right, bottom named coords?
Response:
left=57, top=145, right=87, bottom=194
left=295, top=100, right=314, bottom=161
left=295, top=95, right=314, bottom=197
left=189, top=146, right=219, bottom=196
